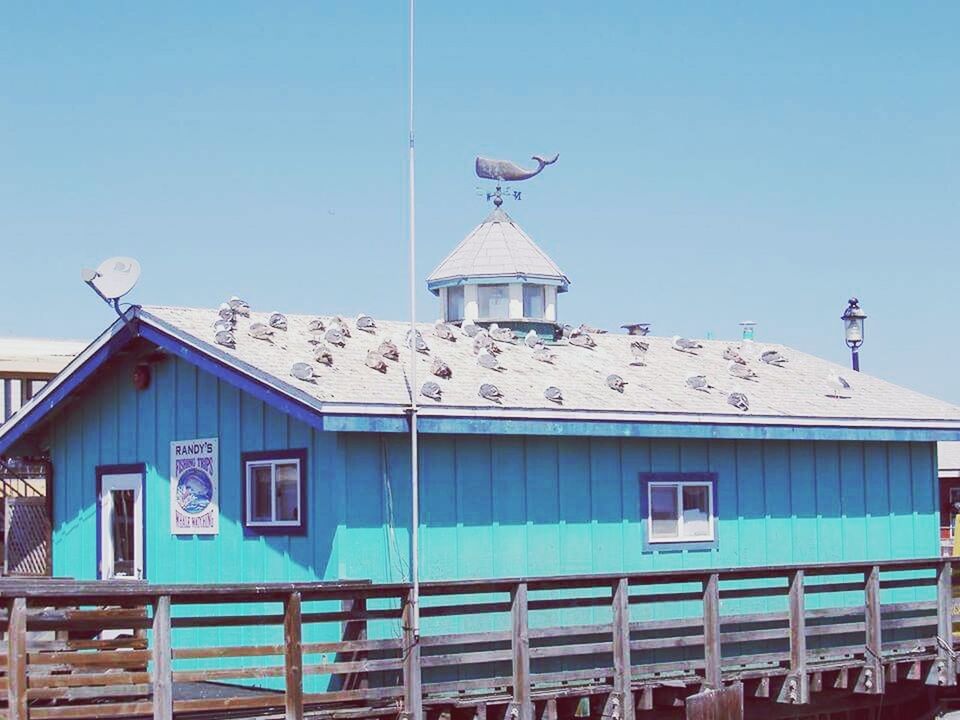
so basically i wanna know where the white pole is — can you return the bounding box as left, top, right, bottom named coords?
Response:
left=407, top=0, right=420, bottom=639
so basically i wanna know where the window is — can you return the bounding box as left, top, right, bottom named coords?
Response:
left=446, top=285, right=465, bottom=321
left=522, top=284, right=545, bottom=319
left=645, top=476, right=715, bottom=544
left=478, top=284, right=509, bottom=319
left=242, top=449, right=307, bottom=533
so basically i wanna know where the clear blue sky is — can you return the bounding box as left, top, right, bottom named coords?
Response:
left=2, top=3, right=958, bottom=402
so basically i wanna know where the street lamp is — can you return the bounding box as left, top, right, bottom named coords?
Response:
left=841, top=297, right=866, bottom=371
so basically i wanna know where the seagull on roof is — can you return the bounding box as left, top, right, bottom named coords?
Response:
left=379, top=339, right=399, bottom=361
left=723, top=346, right=746, bottom=365
left=405, top=329, right=430, bottom=354
left=621, top=323, right=650, bottom=336
left=727, top=362, right=758, bottom=381
left=727, top=392, right=749, bottom=412
left=214, top=318, right=234, bottom=333
left=607, top=374, right=627, bottom=393
left=430, top=356, right=452, bottom=379
left=630, top=340, right=649, bottom=366
left=434, top=320, right=456, bottom=342
left=826, top=372, right=852, bottom=398
left=334, top=316, right=352, bottom=338
left=561, top=324, right=574, bottom=340
left=478, top=349, right=500, bottom=371
left=672, top=336, right=702, bottom=354
left=307, top=318, right=326, bottom=333
left=421, top=381, right=442, bottom=402
left=269, top=312, right=287, bottom=331
left=325, top=327, right=346, bottom=347
left=356, top=314, right=376, bottom=333
left=214, top=330, right=236, bottom=348
left=686, top=375, right=711, bottom=392
left=462, top=319, right=481, bottom=338
left=761, top=350, right=788, bottom=367
left=544, top=386, right=563, bottom=404
left=524, top=329, right=541, bottom=349
left=313, top=344, right=333, bottom=366
left=218, top=303, right=236, bottom=323
left=533, top=347, right=557, bottom=364
left=248, top=323, right=274, bottom=342
left=479, top=383, right=503, bottom=403
left=489, top=324, right=515, bottom=343
left=365, top=350, right=387, bottom=373
left=229, top=296, right=250, bottom=316
left=579, top=323, right=606, bottom=335
left=569, top=333, right=596, bottom=349
left=290, top=362, right=316, bottom=382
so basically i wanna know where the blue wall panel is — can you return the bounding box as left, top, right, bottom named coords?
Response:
left=49, top=354, right=942, bottom=590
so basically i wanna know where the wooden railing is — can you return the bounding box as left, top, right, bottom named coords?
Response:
left=0, top=558, right=955, bottom=719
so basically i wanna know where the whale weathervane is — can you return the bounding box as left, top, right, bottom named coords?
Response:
left=475, top=154, right=559, bottom=182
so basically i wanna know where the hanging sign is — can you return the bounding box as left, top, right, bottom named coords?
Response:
left=170, top=437, right=219, bottom=535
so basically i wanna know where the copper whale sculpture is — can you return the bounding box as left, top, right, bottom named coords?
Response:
left=475, top=153, right=559, bottom=182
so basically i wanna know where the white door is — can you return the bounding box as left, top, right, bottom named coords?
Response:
left=100, top=472, right=143, bottom=580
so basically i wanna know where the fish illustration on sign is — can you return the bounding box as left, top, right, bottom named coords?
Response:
left=475, top=154, right=559, bottom=182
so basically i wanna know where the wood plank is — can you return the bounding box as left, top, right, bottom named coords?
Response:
left=151, top=595, right=172, bottom=720
left=777, top=569, right=808, bottom=705
left=7, top=597, right=27, bottom=720
left=928, top=559, right=956, bottom=686
left=611, top=578, right=634, bottom=720
left=702, top=574, right=721, bottom=690
left=856, top=566, right=883, bottom=695
left=511, top=582, right=532, bottom=720
left=284, top=591, right=304, bottom=720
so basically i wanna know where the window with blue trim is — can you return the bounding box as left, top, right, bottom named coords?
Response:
left=641, top=472, right=717, bottom=547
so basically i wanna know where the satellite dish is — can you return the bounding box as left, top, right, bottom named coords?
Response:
left=90, top=257, right=141, bottom=300
left=81, top=256, right=142, bottom=317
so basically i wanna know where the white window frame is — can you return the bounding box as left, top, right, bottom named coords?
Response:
left=647, top=480, right=714, bottom=543
left=99, top=472, right=144, bottom=580
left=245, top=457, right=302, bottom=528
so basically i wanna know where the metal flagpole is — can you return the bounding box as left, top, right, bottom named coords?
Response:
left=407, top=0, right=420, bottom=640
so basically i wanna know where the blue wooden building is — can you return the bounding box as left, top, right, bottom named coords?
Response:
left=2, top=207, right=960, bottom=592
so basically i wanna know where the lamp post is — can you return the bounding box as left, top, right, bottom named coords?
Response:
left=841, top=298, right=866, bottom=372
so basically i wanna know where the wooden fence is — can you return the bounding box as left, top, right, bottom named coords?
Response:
left=0, top=557, right=955, bottom=719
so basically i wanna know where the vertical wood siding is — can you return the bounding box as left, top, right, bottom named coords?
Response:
left=49, top=355, right=940, bottom=590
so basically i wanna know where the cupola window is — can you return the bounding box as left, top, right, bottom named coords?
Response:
left=523, top=284, right=546, bottom=319
left=478, top=285, right=509, bottom=319
left=446, top=286, right=464, bottom=322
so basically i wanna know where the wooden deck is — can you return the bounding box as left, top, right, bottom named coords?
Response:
left=0, top=557, right=956, bottom=719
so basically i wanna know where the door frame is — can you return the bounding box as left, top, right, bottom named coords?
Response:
left=95, top=463, right=146, bottom=580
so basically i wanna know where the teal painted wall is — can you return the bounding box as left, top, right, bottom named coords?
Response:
left=48, top=353, right=940, bottom=586
left=42, top=351, right=941, bottom=686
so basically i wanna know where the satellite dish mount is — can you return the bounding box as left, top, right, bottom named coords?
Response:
left=81, top=257, right=142, bottom=318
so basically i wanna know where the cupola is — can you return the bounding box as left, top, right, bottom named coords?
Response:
left=426, top=206, right=570, bottom=335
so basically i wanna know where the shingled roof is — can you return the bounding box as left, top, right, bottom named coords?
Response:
left=135, top=306, right=960, bottom=429
left=426, top=208, right=570, bottom=292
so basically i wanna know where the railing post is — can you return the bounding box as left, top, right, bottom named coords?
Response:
left=777, top=570, right=809, bottom=704
left=855, top=566, right=884, bottom=694
left=7, top=597, right=27, bottom=720
left=612, top=578, right=635, bottom=720
left=928, top=559, right=957, bottom=687
left=402, top=588, right=423, bottom=720
left=702, top=573, right=721, bottom=689
left=511, top=582, right=532, bottom=720
left=284, top=591, right=304, bottom=720
left=152, top=595, right=173, bottom=720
